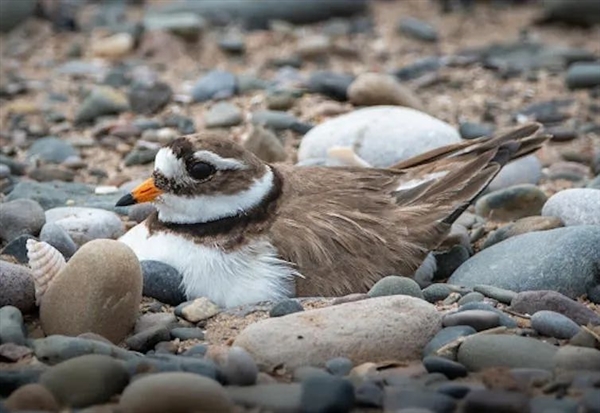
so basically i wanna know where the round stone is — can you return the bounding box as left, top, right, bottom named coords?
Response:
left=0, top=305, right=26, bottom=345
left=347, top=72, right=424, bottom=109
left=553, top=345, right=600, bottom=371
left=487, top=155, right=542, bottom=192
left=40, top=354, right=129, bottom=408
left=325, top=357, right=354, bottom=377
left=45, top=206, right=125, bottom=246
left=140, top=260, right=186, bottom=306
left=119, top=372, right=234, bottom=413
left=0, top=261, right=35, bottom=313
left=39, top=222, right=78, bottom=259
left=542, top=188, right=600, bottom=226
left=458, top=292, right=485, bottom=306
left=191, top=70, right=236, bottom=103
left=475, top=184, right=547, bottom=221
left=368, top=275, right=424, bottom=299
left=204, top=102, right=243, bottom=128
left=3, top=383, right=59, bottom=412
left=530, top=310, right=581, bottom=339
left=223, top=346, right=259, bottom=386
left=26, top=136, right=78, bottom=164
left=442, top=310, right=500, bottom=331
left=422, top=284, right=453, bottom=303
left=422, top=356, right=468, bottom=379
left=423, top=326, right=477, bottom=357
left=40, top=239, right=143, bottom=344
left=269, top=299, right=304, bottom=317
left=300, top=375, right=355, bottom=413
left=0, top=199, right=46, bottom=242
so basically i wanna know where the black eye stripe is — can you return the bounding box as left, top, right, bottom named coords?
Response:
left=188, top=161, right=215, bottom=180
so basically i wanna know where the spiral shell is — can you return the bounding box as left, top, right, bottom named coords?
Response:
left=26, top=239, right=66, bottom=306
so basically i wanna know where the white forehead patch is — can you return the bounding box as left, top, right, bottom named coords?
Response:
left=154, top=148, right=185, bottom=179
left=193, top=150, right=246, bottom=171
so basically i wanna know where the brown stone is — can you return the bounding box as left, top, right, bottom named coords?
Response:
left=4, top=383, right=59, bottom=412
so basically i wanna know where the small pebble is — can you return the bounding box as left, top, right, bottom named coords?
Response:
left=223, top=346, right=259, bottom=386
left=442, top=310, right=501, bottom=331
left=422, top=284, right=453, bottom=303
left=0, top=199, right=46, bottom=242
left=0, top=306, right=26, bottom=345
left=0, top=261, right=36, bottom=313
left=367, top=275, right=424, bottom=299
left=397, top=17, right=438, bottom=42
left=269, top=299, right=304, bottom=317
left=141, top=260, right=186, bottom=306
left=204, top=101, right=243, bottom=128
left=458, top=292, right=485, bottom=306
left=473, top=285, right=516, bottom=305
left=125, top=325, right=171, bottom=353
left=566, top=62, right=600, bottom=89
left=39, top=222, right=78, bottom=259
left=531, top=310, right=581, bottom=339
left=3, top=383, right=59, bottom=412
left=475, top=184, right=547, bottom=221
left=192, top=70, right=237, bottom=102
left=170, top=327, right=205, bottom=341
left=300, top=375, right=355, bottom=413
left=423, top=356, right=468, bottom=379
left=325, top=357, right=354, bottom=377
left=175, top=297, right=221, bottom=323
left=423, top=326, right=477, bottom=357
left=26, top=136, right=78, bottom=164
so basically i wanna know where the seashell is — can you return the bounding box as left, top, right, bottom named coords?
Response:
left=26, top=239, right=66, bottom=306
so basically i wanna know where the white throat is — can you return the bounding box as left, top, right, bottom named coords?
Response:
left=156, top=165, right=275, bottom=224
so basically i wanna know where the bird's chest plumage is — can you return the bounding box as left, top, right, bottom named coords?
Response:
left=118, top=222, right=297, bottom=308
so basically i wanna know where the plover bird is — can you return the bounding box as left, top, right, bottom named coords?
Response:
left=116, top=123, right=548, bottom=308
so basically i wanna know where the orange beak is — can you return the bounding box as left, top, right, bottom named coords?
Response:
left=115, top=177, right=163, bottom=207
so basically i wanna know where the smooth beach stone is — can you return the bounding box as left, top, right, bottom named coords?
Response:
left=530, top=310, right=581, bottom=339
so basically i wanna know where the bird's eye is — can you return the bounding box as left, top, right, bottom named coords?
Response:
left=188, top=162, right=215, bottom=180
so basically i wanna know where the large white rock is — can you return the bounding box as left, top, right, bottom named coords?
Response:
left=297, top=106, right=461, bottom=167
left=45, top=207, right=125, bottom=247
left=233, top=296, right=442, bottom=370
left=542, top=188, right=600, bottom=226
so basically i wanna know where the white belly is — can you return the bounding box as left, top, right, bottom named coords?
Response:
left=118, top=223, right=298, bottom=308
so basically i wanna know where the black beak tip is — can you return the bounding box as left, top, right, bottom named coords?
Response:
left=116, top=193, right=136, bottom=207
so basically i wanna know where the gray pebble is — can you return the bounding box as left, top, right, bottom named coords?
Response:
left=354, top=380, right=384, bottom=407
left=511, top=290, right=600, bottom=326
left=457, top=302, right=518, bottom=328
left=181, top=344, right=207, bottom=358
left=124, top=147, right=159, bottom=166
left=33, top=335, right=138, bottom=365
left=1, top=234, right=35, bottom=263
left=40, top=354, right=129, bottom=408
left=542, top=188, right=600, bottom=226
left=397, top=17, right=438, bottom=42
left=458, top=122, right=494, bottom=140
left=384, top=389, right=456, bottom=413
left=125, top=325, right=171, bottom=353
left=432, top=244, right=470, bottom=280
left=443, top=310, right=500, bottom=331
left=26, top=137, right=78, bottom=164
left=553, top=345, right=600, bottom=371
left=458, top=292, right=485, bottom=306
left=128, top=203, right=156, bottom=223
left=423, top=326, right=477, bottom=357
left=0, top=261, right=35, bottom=313
left=530, top=395, right=578, bottom=413
left=251, top=110, right=298, bottom=130
left=531, top=310, right=581, bottom=339
left=226, top=383, right=302, bottom=412
left=325, top=357, right=353, bottom=376
left=192, top=70, right=236, bottom=102
left=473, top=285, right=516, bottom=305
left=170, top=327, right=205, bottom=341
left=128, top=81, right=172, bottom=115
left=422, top=284, right=453, bottom=303
left=422, top=356, right=467, bottom=379
left=0, top=164, right=10, bottom=178
left=566, top=62, right=600, bottom=89
left=368, top=275, right=424, bottom=299
left=463, top=389, right=529, bottom=413
left=39, top=223, right=77, bottom=259
left=0, top=306, right=26, bottom=345
left=124, top=354, right=220, bottom=382
left=307, top=71, right=354, bottom=101
left=223, top=346, right=258, bottom=386
left=269, top=299, right=304, bottom=317
left=74, top=86, right=129, bottom=125
left=204, top=101, right=243, bottom=128
left=475, top=184, right=547, bottom=221
left=0, top=199, right=45, bottom=242
left=293, top=366, right=331, bottom=382
left=300, top=375, right=355, bottom=413
left=141, top=260, right=186, bottom=306
left=134, top=312, right=177, bottom=334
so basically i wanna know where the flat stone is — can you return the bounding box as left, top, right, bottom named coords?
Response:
left=463, top=390, right=530, bottom=413
left=0, top=261, right=35, bottom=313
left=473, top=285, right=516, bottom=305
left=300, top=375, right=355, bottom=413
left=482, top=216, right=564, bottom=249
left=33, top=335, right=138, bottom=365
left=347, top=72, right=424, bottom=109
left=143, top=13, right=205, bottom=41
left=423, top=326, right=477, bottom=357
left=26, top=136, right=78, bottom=164
left=442, top=310, right=500, bottom=332
left=542, top=188, right=600, bottom=226
left=422, top=284, right=453, bottom=303
left=566, top=62, right=600, bottom=89
left=510, top=290, right=600, bottom=326
left=192, top=70, right=236, bottom=102
left=459, top=122, right=495, bottom=140
left=423, top=356, right=468, bottom=379
left=40, top=240, right=143, bottom=344
left=235, top=296, right=441, bottom=370
left=487, top=155, right=542, bottom=192
left=251, top=110, right=298, bottom=130
left=124, top=354, right=220, bottom=380
left=134, top=312, right=177, bottom=334
left=227, top=383, right=302, bottom=412
left=128, top=81, right=173, bottom=115
left=125, top=325, right=171, bottom=353
left=368, top=275, right=424, bottom=299
left=0, top=199, right=46, bottom=242
left=170, top=327, right=205, bottom=341
left=553, top=345, right=600, bottom=371
left=204, top=102, right=243, bottom=128
left=475, top=184, right=547, bottom=221
left=457, top=335, right=557, bottom=371
left=269, top=299, right=304, bottom=317
left=45, top=206, right=125, bottom=246
left=307, top=71, right=354, bottom=101
left=530, top=310, right=581, bottom=339
left=75, top=86, right=129, bottom=125
left=40, top=354, right=129, bottom=408
left=449, top=226, right=600, bottom=300
left=397, top=17, right=438, bottom=42
left=457, top=302, right=517, bottom=328
left=0, top=305, right=26, bottom=345
left=458, top=292, right=485, bottom=306
left=175, top=297, right=221, bottom=323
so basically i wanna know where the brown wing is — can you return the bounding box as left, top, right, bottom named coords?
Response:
left=269, top=123, right=549, bottom=297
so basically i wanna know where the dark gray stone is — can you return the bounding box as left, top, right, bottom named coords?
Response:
left=530, top=395, right=578, bottom=413
left=1, top=234, right=35, bottom=264
left=0, top=369, right=43, bottom=398
left=457, top=302, right=518, bottom=328
left=435, top=382, right=483, bottom=399
left=475, top=184, right=547, bottom=221
left=0, top=0, right=36, bottom=33
left=325, top=357, right=353, bottom=376
left=539, top=0, right=600, bottom=26
left=300, top=375, right=355, bottom=413
left=0, top=155, right=27, bottom=175
left=473, top=285, right=516, bottom=305
left=459, top=122, right=495, bottom=140
left=170, top=327, right=205, bottom=341
left=124, top=148, right=159, bottom=166
left=423, top=356, right=467, bottom=379
left=223, top=346, right=258, bottom=386
left=423, top=326, right=477, bottom=357
left=0, top=261, right=35, bottom=313
left=204, top=101, right=243, bottom=128
left=74, top=87, right=129, bottom=125
left=140, top=260, right=186, bottom=306
left=354, top=380, right=384, bottom=407
left=27, top=137, right=78, bottom=164
left=433, top=244, right=470, bottom=280
left=128, top=81, right=172, bottom=115
left=442, top=310, right=500, bottom=331
left=422, top=284, right=453, bottom=303
left=449, top=226, right=600, bottom=300
left=566, top=62, right=600, bottom=89
left=0, top=306, right=26, bottom=345
left=269, top=299, right=304, bottom=317
left=530, top=310, right=581, bottom=339
left=226, top=383, right=302, bottom=412
left=511, top=290, right=600, bottom=326
left=394, top=56, right=443, bottom=81
left=39, top=223, right=78, bottom=259
left=397, top=17, right=438, bottom=42
left=368, top=275, right=424, bottom=299
left=33, top=335, right=139, bottom=365
left=124, top=354, right=221, bottom=382
left=463, top=390, right=529, bottom=413
left=0, top=199, right=46, bottom=242
left=307, top=71, right=355, bottom=101
left=125, top=325, right=171, bottom=353
left=383, top=389, right=456, bottom=413
left=251, top=110, right=298, bottom=130
left=192, top=70, right=237, bottom=102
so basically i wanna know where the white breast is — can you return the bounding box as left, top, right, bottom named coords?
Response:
left=118, top=223, right=298, bottom=308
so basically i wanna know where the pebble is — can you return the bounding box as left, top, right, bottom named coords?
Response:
left=397, top=17, right=439, bottom=42
left=40, top=354, right=129, bottom=408
left=423, top=356, right=468, bottom=379
left=457, top=302, right=517, bottom=328
left=0, top=164, right=10, bottom=178
left=0, top=261, right=35, bottom=313
left=458, top=122, right=495, bottom=140
left=0, top=306, right=26, bottom=345
left=243, top=125, right=287, bottom=163
left=367, top=275, right=424, bottom=299
left=3, top=383, right=59, bottom=412
left=296, top=34, right=331, bottom=59
left=458, top=292, right=485, bottom=306
left=38, top=223, right=77, bottom=259
left=300, top=375, right=355, bottom=413
left=347, top=72, right=424, bottom=109
left=555, top=345, right=600, bottom=371
left=40, top=239, right=143, bottom=344
left=128, top=203, right=156, bottom=223
left=124, top=353, right=220, bottom=380
left=581, top=390, right=600, bottom=413
left=223, top=346, right=259, bottom=386
left=0, top=199, right=45, bottom=242
left=473, top=285, right=516, bottom=305
left=457, top=335, right=557, bottom=371
left=463, top=390, right=529, bottom=413
left=192, top=70, right=237, bottom=102
left=487, top=155, right=542, bottom=192
left=449, top=226, right=600, bottom=300
left=119, top=372, right=234, bottom=413
left=234, top=296, right=441, bottom=370
left=218, top=35, right=246, bottom=54
left=423, top=326, right=477, bottom=357
left=0, top=0, right=36, bottom=32
left=531, top=310, right=581, bottom=339
left=307, top=71, right=355, bottom=101
left=91, top=32, right=134, bottom=59
left=0, top=368, right=44, bottom=398
left=297, top=106, right=461, bottom=168
left=325, top=357, right=354, bottom=376
left=32, top=335, right=136, bottom=365
left=475, top=184, right=547, bottom=221
left=74, top=86, right=129, bottom=125
left=251, top=110, right=298, bottom=130
left=266, top=88, right=299, bottom=110
left=170, top=327, right=205, bottom=341
left=29, top=164, right=76, bottom=182
left=0, top=342, right=32, bottom=361
left=134, top=313, right=177, bottom=334
left=144, top=13, right=205, bottom=42
left=482, top=216, right=564, bottom=249
left=26, top=136, right=78, bottom=164
left=1, top=234, right=35, bottom=263
left=432, top=244, right=470, bottom=280
left=422, top=284, right=453, bottom=303
left=44, top=206, right=125, bottom=246
left=124, top=147, right=159, bottom=167
left=511, top=290, right=600, bottom=326
left=175, top=297, right=221, bottom=323
left=542, top=188, right=600, bottom=226
left=384, top=389, right=456, bottom=413
left=293, top=366, right=331, bottom=382
left=128, top=81, right=173, bottom=115
left=566, top=62, right=600, bottom=89
left=140, top=260, right=186, bottom=306
left=126, top=325, right=171, bottom=353
left=442, top=310, right=501, bottom=331
left=182, top=344, right=207, bottom=358
left=204, top=101, right=243, bottom=128
left=227, top=383, right=302, bottom=412
left=269, top=299, right=304, bottom=317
